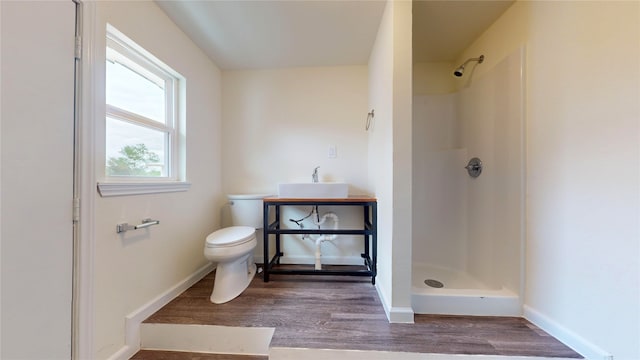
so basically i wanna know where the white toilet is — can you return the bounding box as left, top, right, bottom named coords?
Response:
left=204, top=194, right=269, bottom=304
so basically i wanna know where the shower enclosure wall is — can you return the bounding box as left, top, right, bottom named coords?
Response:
left=412, top=49, right=524, bottom=316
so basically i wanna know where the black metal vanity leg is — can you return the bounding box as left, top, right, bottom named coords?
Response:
left=275, top=205, right=282, bottom=264
left=263, top=202, right=270, bottom=282
left=372, top=202, right=377, bottom=284
left=363, top=205, right=370, bottom=262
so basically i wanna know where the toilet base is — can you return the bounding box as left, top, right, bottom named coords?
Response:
left=210, top=254, right=257, bottom=304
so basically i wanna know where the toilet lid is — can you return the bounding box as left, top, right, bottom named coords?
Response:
left=206, top=226, right=255, bottom=248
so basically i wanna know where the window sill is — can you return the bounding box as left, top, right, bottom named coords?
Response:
left=97, top=181, right=191, bottom=197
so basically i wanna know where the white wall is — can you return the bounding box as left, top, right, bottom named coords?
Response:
left=458, top=1, right=640, bottom=359
left=368, top=0, right=413, bottom=323
left=368, top=0, right=394, bottom=315
left=413, top=62, right=456, bottom=96
left=1, top=2, right=75, bottom=358
left=86, top=2, right=223, bottom=358
left=389, top=0, right=413, bottom=320
left=221, top=66, right=369, bottom=194
left=221, top=66, right=369, bottom=263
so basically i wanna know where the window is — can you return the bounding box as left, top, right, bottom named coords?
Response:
left=99, top=25, right=189, bottom=196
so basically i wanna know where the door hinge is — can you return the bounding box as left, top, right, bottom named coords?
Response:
left=73, top=198, right=80, bottom=223
left=75, top=35, right=82, bottom=60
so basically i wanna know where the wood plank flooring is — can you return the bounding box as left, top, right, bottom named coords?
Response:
left=138, top=267, right=582, bottom=359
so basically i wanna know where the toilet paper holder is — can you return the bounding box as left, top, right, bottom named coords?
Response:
left=116, top=218, right=160, bottom=233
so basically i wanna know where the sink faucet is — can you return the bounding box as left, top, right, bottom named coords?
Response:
left=312, top=166, right=320, bottom=183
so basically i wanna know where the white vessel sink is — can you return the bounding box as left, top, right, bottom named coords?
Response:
left=278, top=182, right=348, bottom=199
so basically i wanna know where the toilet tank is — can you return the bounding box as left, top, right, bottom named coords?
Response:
left=228, top=194, right=272, bottom=228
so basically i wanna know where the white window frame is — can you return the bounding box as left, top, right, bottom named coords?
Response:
left=98, top=25, right=189, bottom=197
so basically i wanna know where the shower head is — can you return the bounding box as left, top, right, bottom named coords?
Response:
left=453, top=55, right=485, bottom=77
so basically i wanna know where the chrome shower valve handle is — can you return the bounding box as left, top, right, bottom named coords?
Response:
left=465, top=157, right=483, bottom=178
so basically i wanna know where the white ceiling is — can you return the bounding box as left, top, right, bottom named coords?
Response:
left=156, top=0, right=514, bottom=70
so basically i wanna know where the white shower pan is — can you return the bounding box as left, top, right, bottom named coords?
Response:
left=412, top=263, right=521, bottom=316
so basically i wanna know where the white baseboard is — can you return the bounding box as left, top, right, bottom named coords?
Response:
left=523, top=305, right=613, bottom=360
left=388, top=306, right=415, bottom=323
left=375, top=282, right=415, bottom=323
left=107, top=262, right=215, bottom=360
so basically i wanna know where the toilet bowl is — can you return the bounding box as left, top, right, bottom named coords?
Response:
left=205, top=226, right=257, bottom=304
left=204, top=194, right=270, bottom=304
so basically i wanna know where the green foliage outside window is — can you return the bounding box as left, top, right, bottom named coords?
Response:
left=107, top=144, right=161, bottom=176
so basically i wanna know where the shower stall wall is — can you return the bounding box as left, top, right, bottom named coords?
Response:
left=412, top=48, right=524, bottom=316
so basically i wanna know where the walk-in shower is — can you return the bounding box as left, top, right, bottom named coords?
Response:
left=412, top=48, right=525, bottom=316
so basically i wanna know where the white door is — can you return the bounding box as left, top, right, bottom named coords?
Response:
left=1, top=1, right=75, bottom=358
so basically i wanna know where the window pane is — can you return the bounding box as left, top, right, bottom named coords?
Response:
left=106, top=117, right=168, bottom=177
left=106, top=56, right=166, bottom=123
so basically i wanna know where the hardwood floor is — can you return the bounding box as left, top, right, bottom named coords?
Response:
left=138, top=267, right=582, bottom=359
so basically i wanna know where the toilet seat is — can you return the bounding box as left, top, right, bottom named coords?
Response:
left=206, top=226, right=255, bottom=248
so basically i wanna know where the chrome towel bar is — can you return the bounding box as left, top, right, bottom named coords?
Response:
left=116, top=218, right=160, bottom=234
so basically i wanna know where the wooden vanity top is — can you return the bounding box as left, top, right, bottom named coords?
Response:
left=264, top=195, right=377, bottom=203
